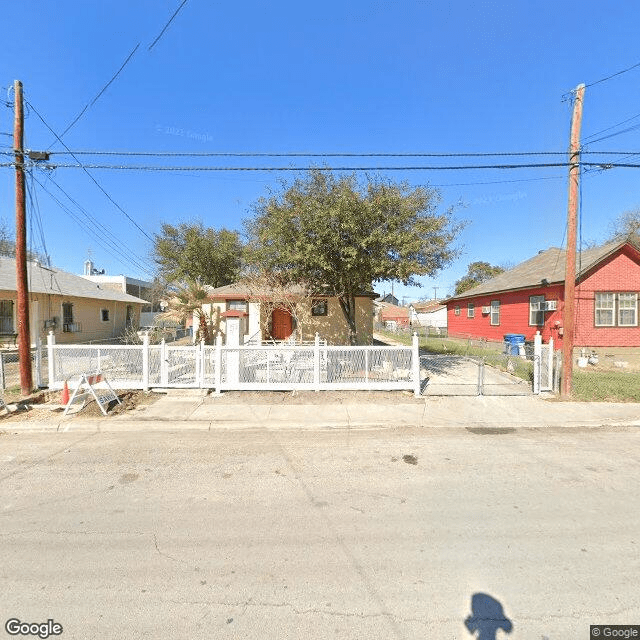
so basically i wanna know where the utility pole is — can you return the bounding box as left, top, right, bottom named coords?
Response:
left=561, top=83, right=585, bottom=397
left=13, top=80, right=32, bottom=396
left=433, top=286, right=439, bottom=300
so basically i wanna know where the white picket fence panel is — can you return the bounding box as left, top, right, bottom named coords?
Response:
left=46, top=332, right=422, bottom=396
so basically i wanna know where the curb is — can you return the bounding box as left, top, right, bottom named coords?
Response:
left=4, top=418, right=640, bottom=434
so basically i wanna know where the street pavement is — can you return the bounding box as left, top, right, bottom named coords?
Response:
left=1, top=426, right=639, bottom=639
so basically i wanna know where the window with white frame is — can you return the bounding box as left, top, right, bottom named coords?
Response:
left=595, top=292, right=638, bottom=327
left=618, top=293, right=638, bottom=326
left=490, top=300, right=500, bottom=326
left=467, top=303, right=474, bottom=318
left=529, top=295, right=545, bottom=326
left=454, top=306, right=460, bottom=316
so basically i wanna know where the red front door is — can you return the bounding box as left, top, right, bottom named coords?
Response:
left=271, top=308, right=293, bottom=340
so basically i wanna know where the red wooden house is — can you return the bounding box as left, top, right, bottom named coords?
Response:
left=446, top=236, right=640, bottom=350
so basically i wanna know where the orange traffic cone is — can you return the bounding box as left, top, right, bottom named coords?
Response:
left=61, top=380, right=70, bottom=405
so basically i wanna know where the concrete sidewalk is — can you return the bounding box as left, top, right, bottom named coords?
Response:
left=9, top=392, right=640, bottom=432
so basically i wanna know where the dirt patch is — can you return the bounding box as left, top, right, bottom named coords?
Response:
left=0, top=390, right=160, bottom=423
left=207, top=389, right=423, bottom=405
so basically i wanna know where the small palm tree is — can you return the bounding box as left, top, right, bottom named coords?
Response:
left=158, top=280, right=213, bottom=344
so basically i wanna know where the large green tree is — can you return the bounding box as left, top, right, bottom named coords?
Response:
left=153, top=221, right=243, bottom=287
left=245, top=170, right=464, bottom=344
left=454, top=261, right=505, bottom=295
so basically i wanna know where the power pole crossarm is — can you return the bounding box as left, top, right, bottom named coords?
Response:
left=561, top=83, right=585, bottom=398
left=14, top=80, right=32, bottom=396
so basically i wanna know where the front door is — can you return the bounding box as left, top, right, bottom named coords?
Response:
left=271, top=308, right=293, bottom=340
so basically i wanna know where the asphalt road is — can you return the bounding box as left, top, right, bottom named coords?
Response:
left=1, top=425, right=639, bottom=639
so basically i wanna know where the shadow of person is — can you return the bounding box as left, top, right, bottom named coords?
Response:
left=465, top=593, right=513, bottom=640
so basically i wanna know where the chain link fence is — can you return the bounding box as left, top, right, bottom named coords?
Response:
left=570, top=349, right=640, bottom=402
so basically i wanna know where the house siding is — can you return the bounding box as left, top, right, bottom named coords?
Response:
left=574, top=247, right=640, bottom=347
left=447, top=285, right=564, bottom=345
left=447, top=245, right=640, bottom=349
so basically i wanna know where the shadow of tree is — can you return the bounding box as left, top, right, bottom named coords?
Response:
left=465, top=593, right=513, bottom=640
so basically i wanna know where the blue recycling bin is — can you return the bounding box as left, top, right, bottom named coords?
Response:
left=503, top=334, right=525, bottom=355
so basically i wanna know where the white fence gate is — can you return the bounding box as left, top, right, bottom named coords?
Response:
left=44, top=332, right=554, bottom=396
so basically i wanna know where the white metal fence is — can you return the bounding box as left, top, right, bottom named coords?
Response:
left=46, top=332, right=422, bottom=395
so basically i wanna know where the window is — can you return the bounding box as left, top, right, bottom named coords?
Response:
left=490, top=300, right=500, bottom=326
left=454, top=306, right=460, bottom=316
left=618, top=293, right=638, bottom=326
left=0, top=300, right=13, bottom=334
left=467, top=303, right=474, bottom=318
left=595, top=292, right=637, bottom=327
left=101, top=309, right=110, bottom=322
left=62, top=302, right=74, bottom=331
left=529, top=295, right=545, bottom=326
left=311, top=299, right=328, bottom=316
left=227, top=300, right=247, bottom=312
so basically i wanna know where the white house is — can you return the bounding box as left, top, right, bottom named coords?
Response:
left=409, top=300, right=448, bottom=329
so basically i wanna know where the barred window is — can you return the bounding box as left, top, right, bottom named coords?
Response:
left=454, top=306, right=460, bottom=316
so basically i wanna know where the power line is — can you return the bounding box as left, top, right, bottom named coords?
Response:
left=148, top=0, right=189, bottom=51
left=25, top=99, right=155, bottom=243
left=51, top=43, right=141, bottom=145
left=16, top=161, right=575, bottom=171
left=42, top=149, right=640, bottom=158
left=584, top=59, right=640, bottom=89
left=30, top=172, right=155, bottom=277
left=583, top=110, right=640, bottom=142
left=583, top=123, right=640, bottom=146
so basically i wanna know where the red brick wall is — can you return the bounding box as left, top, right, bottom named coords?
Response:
left=574, top=246, right=640, bottom=347
left=446, top=245, right=640, bottom=349
left=447, top=285, right=564, bottom=345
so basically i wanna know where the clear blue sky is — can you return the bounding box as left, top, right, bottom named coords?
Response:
left=2, top=1, right=640, bottom=302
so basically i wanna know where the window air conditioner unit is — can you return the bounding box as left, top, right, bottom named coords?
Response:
left=545, top=300, right=558, bottom=311
left=481, top=306, right=491, bottom=314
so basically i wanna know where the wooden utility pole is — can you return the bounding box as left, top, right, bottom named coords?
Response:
left=13, top=80, right=32, bottom=396
left=561, top=83, right=585, bottom=397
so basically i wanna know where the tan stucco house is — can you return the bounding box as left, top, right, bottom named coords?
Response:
left=0, top=257, right=147, bottom=346
left=201, top=282, right=377, bottom=345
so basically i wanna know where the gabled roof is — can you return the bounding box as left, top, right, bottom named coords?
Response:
left=448, top=236, right=640, bottom=302
left=411, top=300, right=446, bottom=313
left=0, top=257, right=147, bottom=304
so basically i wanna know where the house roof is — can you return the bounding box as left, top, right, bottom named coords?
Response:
left=205, top=282, right=378, bottom=300
left=0, top=257, right=147, bottom=304
left=411, top=300, right=446, bottom=313
left=448, top=237, right=640, bottom=302
left=377, top=302, right=409, bottom=319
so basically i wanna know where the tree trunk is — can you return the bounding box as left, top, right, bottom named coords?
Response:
left=198, top=312, right=210, bottom=344
left=338, top=293, right=358, bottom=346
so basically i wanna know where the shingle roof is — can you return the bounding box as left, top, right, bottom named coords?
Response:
left=411, top=300, right=446, bottom=313
left=448, top=237, right=640, bottom=301
left=0, top=257, right=147, bottom=304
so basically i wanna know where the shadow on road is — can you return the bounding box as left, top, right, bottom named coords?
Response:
left=465, top=592, right=513, bottom=639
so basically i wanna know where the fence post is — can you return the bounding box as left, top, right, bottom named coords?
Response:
left=160, top=339, right=168, bottom=386
left=314, top=332, right=320, bottom=392
left=142, top=331, right=149, bottom=392
left=548, top=337, right=554, bottom=390
left=533, top=332, right=542, bottom=394
left=197, top=339, right=205, bottom=388
left=412, top=332, right=421, bottom=397
left=214, top=333, right=222, bottom=394
left=47, top=331, right=56, bottom=389
left=35, top=336, right=43, bottom=388
left=0, top=352, right=4, bottom=390
left=477, top=359, right=485, bottom=395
